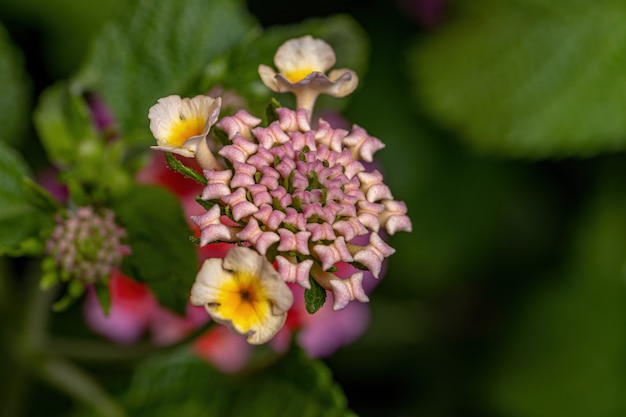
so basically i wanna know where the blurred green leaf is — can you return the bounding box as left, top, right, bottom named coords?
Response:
left=75, top=0, right=256, bottom=143
left=111, top=185, right=197, bottom=315
left=483, top=172, right=626, bottom=417
left=0, top=142, right=54, bottom=256
left=409, top=0, right=626, bottom=158
left=34, top=82, right=97, bottom=167
left=0, top=23, right=30, bottom=147
left=0, top=0, right=123, bottom=77
left=73, top=346, right=353, bottom=417
left=22, top=177, right=61, bottom=214
left=202, top=14, right=370, bottom=116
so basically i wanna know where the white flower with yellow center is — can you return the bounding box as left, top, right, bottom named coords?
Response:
left=258, top=35, right=359, bottom=115
left=190, top=246, right=294, bottom=344
left=148, top=95, right=222, bottom=169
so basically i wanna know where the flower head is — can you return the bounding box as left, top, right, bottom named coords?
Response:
left=147, top=35, right=411, bottom=346
left=148, top=95, right=222, bottom=169
left=46, top=207, right=129, bottom=285
left=194, top=108, right=411, bottom=315
left=190, top=246, right=294, bottom=344
left=258, top=35, right=359, bottom=115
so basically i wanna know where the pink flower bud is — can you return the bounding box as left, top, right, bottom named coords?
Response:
left=221, top=188, right=259, bottom=221
left=276, top=256, right=313, bottom=289
left=236, top=218, right=280, bottom=255
left=201, top=170, right=233, bottom=200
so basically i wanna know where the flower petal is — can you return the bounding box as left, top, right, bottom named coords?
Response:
left=190, top=247, right=294, bottom=344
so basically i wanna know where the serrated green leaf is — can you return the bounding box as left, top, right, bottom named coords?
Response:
left=0, top=24, right=30, bottom=147
left=304, top=276, right=327, bottom=314
left=0, top=142, right=55, bottom=256
left=410, top=0, right=626, bottom=158
left=195, top=195, right=217, bottom=211
left=34, top=82, right=98, bottom=167
left=203, top=14, right=370, bottom=116
left=164, top=153, right=207, bottom=185
left=75, top=0, right=256, bottom=143
left=111, top=185, right=197, bottom=314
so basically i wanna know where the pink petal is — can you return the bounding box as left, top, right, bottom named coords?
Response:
left=218, top=135, right=259, bottom=163
left=201, top=170, right=233, bottom=200
left=276, top=256, right=313, bottom=289
left=313, top=237, right=353, bottom=271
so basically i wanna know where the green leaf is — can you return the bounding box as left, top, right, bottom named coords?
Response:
left=111, top=185, right=198, bottom=315
left=33, top=82, right=98, bottom=167
left=75, top=0, right=256, bottom=143
left=72, top=346, right=352, bottom=417
left=482, top=174, right=626, bottom=417
left=265, top=97, right=282, bottom=125
left=22, top=177, right=62, bottom=214
left=0, top=142, right=54, bottom=256
left=0, top=24, right=30, bottom=147
left=164, top=153, right=206, bottom=185
left=304, top=276, right=327, bottom=314
left=203, top=14, right=370, bottom=116
left=230, top=347, right=352, bottom=417
left=409, top=0, right=626, bottom=158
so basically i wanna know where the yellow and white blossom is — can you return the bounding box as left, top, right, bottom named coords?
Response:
left=148, top=95, right=222, bottom=169
left=189, top=246, right=293, bottom=344
left=258, top=35, right=359, bottom=115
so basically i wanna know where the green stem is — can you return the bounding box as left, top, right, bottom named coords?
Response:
left=38, top=355, right=126, bottom=417
left=1, top=365, right=28, bottom=417
left=50, top=338, right=159, bottom=362
left=9, top=263, right=126, bottom=417
left=51, top=319, right=216, bottom=362
left=2, top=261, right=52, bottom=417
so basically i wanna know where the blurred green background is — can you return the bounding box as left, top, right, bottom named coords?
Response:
left=2, top=0, right=626, bottom=416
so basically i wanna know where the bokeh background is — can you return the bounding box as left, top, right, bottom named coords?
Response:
left=2, top=0, right=626, bottom=416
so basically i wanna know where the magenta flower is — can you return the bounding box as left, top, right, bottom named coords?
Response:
left=83, top=270, right=207, bottom=345
left=82, top=248, right=254, bottom=373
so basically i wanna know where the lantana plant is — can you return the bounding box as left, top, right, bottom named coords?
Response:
left=148, top=35, right=412, bottom=345
left=0, top=2, right=411, bottom=411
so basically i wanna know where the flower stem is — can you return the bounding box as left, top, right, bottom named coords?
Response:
left=9, top=261, right=126, bottom=417
left=51, top=320, right=216, bottom=362
left=38, top=355, right=127, bottom=417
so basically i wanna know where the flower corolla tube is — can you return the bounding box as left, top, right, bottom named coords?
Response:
left=258, top=35, right=359, bottom=115
left=148, top=95, right=222, bottom=169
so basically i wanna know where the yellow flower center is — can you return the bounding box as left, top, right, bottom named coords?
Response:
left=284, top=68, right=316, bottom=83
left=166, top=116, right=206, bottom=147
left=214, top=271, right=270, bottom=333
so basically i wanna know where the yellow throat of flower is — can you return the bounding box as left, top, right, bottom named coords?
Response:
left=284, top=68, right=316, bottom=83
left=166, top=116, right=206, bottom=147
left=215, top=271, right=270, bottom=333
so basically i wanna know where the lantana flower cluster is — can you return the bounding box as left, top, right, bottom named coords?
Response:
left=45, top=207, right=128, bottom=285
left=148, top=35, right=411, bottom=344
